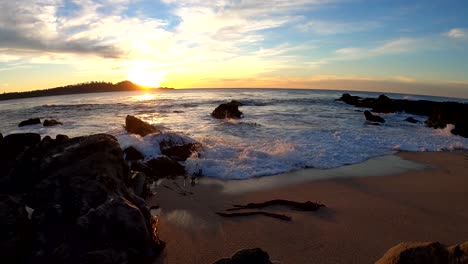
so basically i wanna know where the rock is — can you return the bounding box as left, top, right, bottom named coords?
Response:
left=43, top=119, right=63, bottom=126
left=364, top=111, right=385, bottom=123
left=405, top=117, right=420, bottom=124
left=0, top=133, right=3, bottom=142
left=0, top=195, right=31, bottom=263
left=125, top=115, right=160, bottom=137
left=376, top=241, right=468, bottom=264
left=144, top=157, right=185, bottom=179
left=212, top=101, right=243, bottom=119
left=18, top=118, right=41, bottom=127
left=55, top=134, right=69, bottom=143
left=213, top=248, right=273, bottom=264
left=124, top=146, right=144, bottom=161
left=3, top=133, right=164, bottom=263
left=160, top=142, right=202, bottom=161
left=338, top=93, right=468, bottom=137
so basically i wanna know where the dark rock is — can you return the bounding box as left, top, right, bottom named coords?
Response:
left=125, top=115, right=160, bottom=137
left=364, top=111, right=385, bottom=123
left=43, top=119, right=63, bottom=127
left=0, top=133, right=41, bottom=190
left=130, top=171, right=147, bottom=197
left=55, top=134, right=69, bottom=143
left=0, top=133, right=3, bottom=142
left=213, top=248, right=272, bottom=264
left=124, top=146, right=144, bottom=161
left=376, top=241, right=468, bottom=264
left=0, top=195, right=31, bottom=263
left=338, top=93, right=468, bottom=137
left=4, top=134, right=163, bottom=263
left=144, top=157, right=185, bottom=179
left=212, top=101, right=243, bottom=119
left=160, top=142, right=202, bottom=161
left=18, top=118, right=41, bottom=127
left=229, top=100, right=243, bottom=106
left=405, top=117, right=420, bottom=124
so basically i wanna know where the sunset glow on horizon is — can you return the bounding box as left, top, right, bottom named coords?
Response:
left=0, top=1, right=467, bottom=98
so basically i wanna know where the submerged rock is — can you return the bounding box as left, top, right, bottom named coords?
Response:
left=125, top=115, right=160, bottom=137
left=211, top=101, right=243, bottom=119
left=405, top=117, right=421, bottom=124
left=144, top=157, right=185, bottom=179
left=18, top=118, right=41, bottom=127
left=43, top=119, right=63, bottom=127
left=376, top=241, right=468, bottom=264
left=364, top=110, right=385, bottom=123
left=124, top=146, right=145, bottom=161
left=213, top=248, right=273, bottom=264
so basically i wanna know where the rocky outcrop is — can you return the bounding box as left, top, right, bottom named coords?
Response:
left=160, top=141, right=202, bottom=161
left=136, top=157, right=185, bottom=179
left=212, top=101, right=244, bottom=119
left=0, top=195, right=31, bottom=263
left=125, top=115, right=160, bottom=137
left=43, top=119, right=63, bottom=127
left=364, top=110, right=385, bottom=123
left=18, top=118, right=41, bottom=127
left=338, top=94, right=468, bottom=137
left=0, top=133, right=164, bottom=264
left=213, top=248, right=273, bottom=264
left=376, top=241, right=468, bottom=264
left=124, top=146, right=145, bottom=161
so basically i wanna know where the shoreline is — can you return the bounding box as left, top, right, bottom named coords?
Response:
left=151, top=150, right=468, bottom=263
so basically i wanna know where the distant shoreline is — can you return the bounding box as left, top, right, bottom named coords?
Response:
left=0, top=80, right=173, bottom=101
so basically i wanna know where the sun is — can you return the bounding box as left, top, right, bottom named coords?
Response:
left=127, top=68, right=166, bottom=88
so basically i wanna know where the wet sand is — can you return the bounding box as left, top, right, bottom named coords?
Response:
left=151, top=151, right=468, bottom=264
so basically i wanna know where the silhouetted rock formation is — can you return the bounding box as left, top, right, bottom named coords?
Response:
left=364, top=110, right=385, bottom=123
left=125, top=115, right=160, bottom=137
left=18, top=118, right=41, bottom=127
left=130, top=157, right=186, bottom=180
left=124, top=146, right=145, bottom=161
left=0, top=133, right=164, bottom=264
left=405, top=117, right=421, bottom=124
left=0, top=195, right=31, bottom=263
left=0, top=81, right=146, bottom=101
left=376, top=241, right=468, bottom=264
left=213, top=248, right=273, bottom=264
left=160, top=141, right=202, bottom=161
left=212, top=101, right=244, bottom=119
left=43, top=119, right=62, bottom=127
left=338, top=94, right=468, bottom=137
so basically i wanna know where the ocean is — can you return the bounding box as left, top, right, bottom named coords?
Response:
left=0, top=88, right=467, bottom=179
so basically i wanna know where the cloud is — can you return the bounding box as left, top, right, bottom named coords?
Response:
left=446, top=28, right=466, bottom=39
left=299, top=20, right=381, bottom=35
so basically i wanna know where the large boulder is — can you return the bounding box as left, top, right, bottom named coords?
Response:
left=43, top=119, right=63, bottom=127
left=1, top=133, right=164, bottom=263
left=0, top=195, right=31, bottom=263
left=18, top=118, right=41, bottom=127
left=364, top=111, right=385, bottom=123
left=376, top=241, right=468, bottom=264
left=213, top=248, right=273, bottom=264
left=211, top=101, right=244, bottom=119
left=125, top=115, right=160, bottom=137
left=124, top=146, right=144, bottom=161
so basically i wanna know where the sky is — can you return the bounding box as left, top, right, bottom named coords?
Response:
left=0, top=0, right=467, bottom=98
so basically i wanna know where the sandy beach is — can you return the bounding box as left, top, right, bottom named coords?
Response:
left=151, top=151, right=468, bottom=264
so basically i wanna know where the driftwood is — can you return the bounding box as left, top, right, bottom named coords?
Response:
left=216, top=211, right=292, bottom=221
left=226, top=199, right=325, bottom=211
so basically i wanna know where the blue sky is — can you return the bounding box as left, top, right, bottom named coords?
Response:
left=0, top=0, right=467, bottom=97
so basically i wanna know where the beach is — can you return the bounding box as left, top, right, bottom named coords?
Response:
left=152, top=151, right=468, bottom=264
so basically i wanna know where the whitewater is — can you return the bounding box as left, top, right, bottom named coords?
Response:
left=0, top=88, right=467, bottom=179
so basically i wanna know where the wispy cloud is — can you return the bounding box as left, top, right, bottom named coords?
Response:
left=446, top=28, right=466, bottom=40
left=299, top=20, right=381, bottom=35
